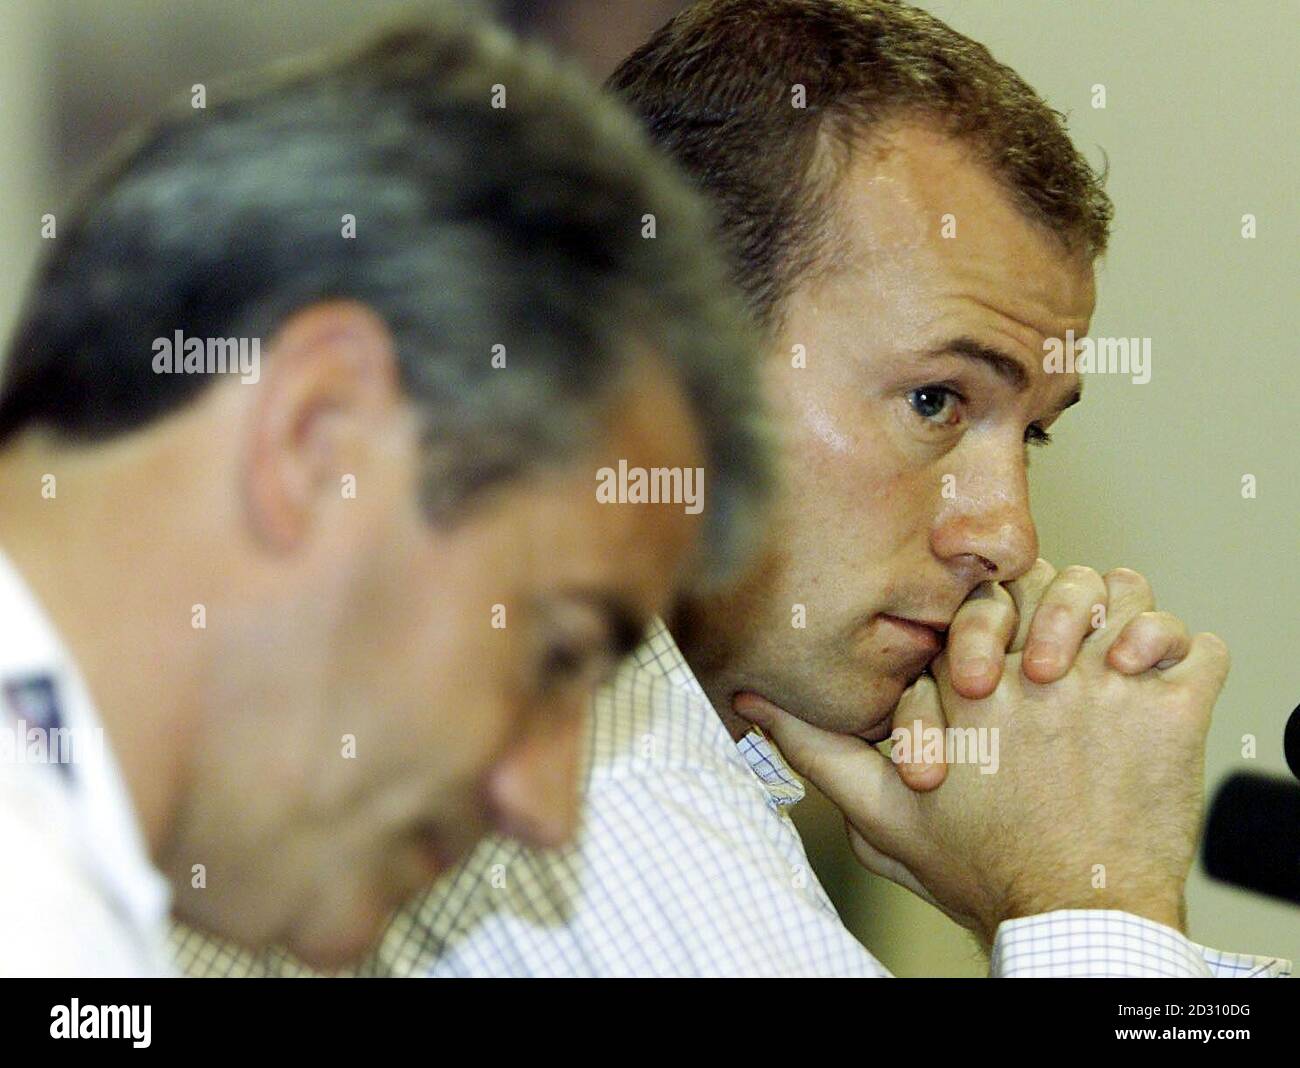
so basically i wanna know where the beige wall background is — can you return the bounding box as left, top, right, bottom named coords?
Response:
left=797, top=0, right=1300, bottom=975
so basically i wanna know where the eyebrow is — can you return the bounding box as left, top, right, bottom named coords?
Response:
left=926, top=336, right=1082, bottom=413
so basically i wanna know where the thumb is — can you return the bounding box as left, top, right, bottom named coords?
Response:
left=732, top=691, right=916, bottom=851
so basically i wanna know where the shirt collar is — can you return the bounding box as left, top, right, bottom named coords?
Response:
left=0, top=546, right=172, bottom=944
left=632, top=617, right=805, bottom=807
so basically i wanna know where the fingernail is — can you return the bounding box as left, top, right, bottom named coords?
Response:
left=1024, top=642, right=1059, bottom=668
left=955, top=657, right=992, bottom=679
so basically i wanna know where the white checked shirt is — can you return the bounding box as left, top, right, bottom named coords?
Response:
left=176, top=618, right=1290, bottom=978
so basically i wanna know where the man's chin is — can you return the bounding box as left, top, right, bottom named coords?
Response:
left=282, top=894, right=393, bottom=971
left=286, top=921, right=383, bottom=972
left=781, top=680, right=906, bottom=738
left=838, top=670, right=919, bottom=739
left=737, top=644, right=922, bottom=738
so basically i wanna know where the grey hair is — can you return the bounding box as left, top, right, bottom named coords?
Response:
left=0, top=10, right=770, bottom=584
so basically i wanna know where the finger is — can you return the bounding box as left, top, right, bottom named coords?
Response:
left=1003, top=557, right=1057, bottom=652
left=1159, top=631, right=1231, bottom=700
left=844, top=823, right=941, bottom=908
left=732, top=691, right=916, bottom=848
left=1021, top=564, right=1108, bottom=683
left=1106, top=610, right=1191, bottom=673
left=890, top=674, right=948, bottom=792
left=945, top=582, right=1018, bottom=699
left=846, top=824, right=980, bottom=934
left=1087, top=567, right=1156, bottom=657
left=930, top=650, right=994, bottom=728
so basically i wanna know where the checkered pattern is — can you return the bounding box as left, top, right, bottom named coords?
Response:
left=994, top=910, right=1290, bottom=977
left=175, top=619, right=1291, bottom=978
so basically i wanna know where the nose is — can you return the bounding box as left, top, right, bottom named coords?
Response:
left=484, top=710, right=585, bottom=851
left=930, top=443, right=1039, bottom=583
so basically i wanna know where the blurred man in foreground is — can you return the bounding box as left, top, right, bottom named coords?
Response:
left=245, top=0, right=1287, bottom=979
left=0, top=12, right=767, bottom=976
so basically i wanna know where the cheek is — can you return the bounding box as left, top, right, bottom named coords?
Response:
left=795, top=394, right=854, bottom=456
left=787, top=409, right=927, bottom=547
left=767, top=423, right=940, bottom=625
left=418, top=615, right=522, bottom=778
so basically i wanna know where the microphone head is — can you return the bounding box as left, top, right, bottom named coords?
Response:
left=1203, top=771, right=1300, bottom=906
left=1286, top=703, right=1300, bottom=781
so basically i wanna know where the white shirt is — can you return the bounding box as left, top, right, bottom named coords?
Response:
left=176, top=618, right=1290, bottom=978
left=0, top=548, right=173, bottom=977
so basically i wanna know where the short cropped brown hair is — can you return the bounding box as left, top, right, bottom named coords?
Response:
left=608, top=0, right=1113, bottom=330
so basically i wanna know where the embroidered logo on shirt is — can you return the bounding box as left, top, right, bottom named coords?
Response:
left=2, top=673, right=80, bottom=778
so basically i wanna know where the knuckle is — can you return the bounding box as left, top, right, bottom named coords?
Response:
left=1059, top=564, right=1098, bottom=584
left=1058, top=565, right=1105, bottom=597
left=989, top=581, right=1017, bottom=608
left=952, top=617, right=994, bottom=645
left=1105, top=567, right=1152, bottom=598
left=954, top=599, right=1012, bottom=636
left=981, top=598, right=1017, bottom=629
left=1029, top=557, right=1056, bottom=581
left=1127, top=610, right=1164, bottom=633
left=1150, top=610, right=1186, bottom=633
left=1197, top=631, right=1230, bottom=665
left=1035, top=601, right=1074, bottom=628
left=1112, top=614, right=1150, bottom=646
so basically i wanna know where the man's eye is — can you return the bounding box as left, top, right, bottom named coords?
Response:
left=907, top=385, right=962, bottom=426
left=1024, top=423, right=1053, bottom=447
left=539, top=642, right=614, bottom=695
left=541, top=643, right=584, bottom=681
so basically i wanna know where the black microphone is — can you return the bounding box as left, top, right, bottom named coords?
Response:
left=1285, top=703, right=1300, bottom=781
left=1203, top=771, right=1300, bottom=906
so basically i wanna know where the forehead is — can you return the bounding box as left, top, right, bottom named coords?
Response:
left=820, top=121, right=1096, bottom=340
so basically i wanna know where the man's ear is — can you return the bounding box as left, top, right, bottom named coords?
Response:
left=244, top=300, right=403, bottom=551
